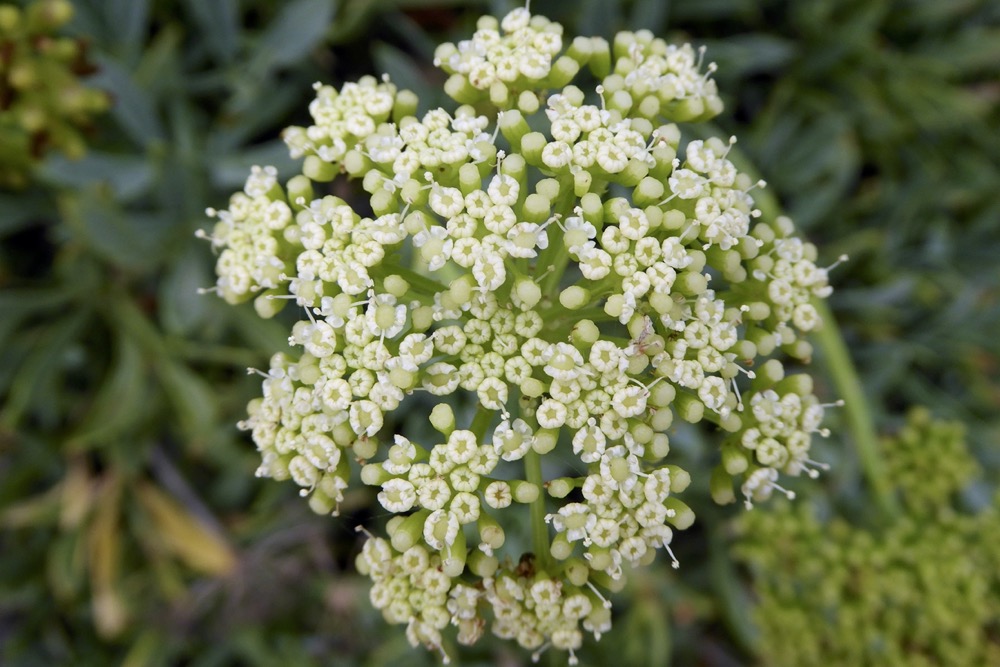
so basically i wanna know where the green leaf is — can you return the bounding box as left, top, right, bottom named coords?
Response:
left=155, top=360, right=218, bottom=448
left=133, top=23, right=185, bottom=94
left=380, top=10, right=439, bottom=61
left=328, top=0, right=378, bottom=44
left=46, top=530, right=87, bottom=602
left=215, top=78, right=308, bottom=151
left=39, top=153, right=155, bottom=201
left=0, top=191, right=54, bottom=237
left=228, top=304, right=293, bottom=357
left=0, top=311, right=91, bottom=430
left=577, top=0, right=622, bottom=41
left=159, top=250, right=214, bottom=337
left=373, top=42, right=433, bottom=102
left=59, top=187, right=173, bottom=271
left=252, top=0, right=337, bottom=73
left=90, top=56, right=167, bottom=149
left=920, top=28, right=1000, bottom=74
left=106, top=0, right=151, bottom=64
left=669, top=0, right=754, bottom=22
left=628, top=0, right=670, bottom=31
left=702, top=34, right=796, bottom=77
left=180, top=0, right=240, bottom=64
left=0, top=287, right=75, bottom=352
left=209, top=140, right=299, bottom=190
left=67, top=333, right=148, bottom=451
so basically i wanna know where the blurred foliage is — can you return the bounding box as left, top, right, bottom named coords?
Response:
left=736, top=409, right=1000, bottom=666
left=0, top=0, right=108, bottom=188
left=0, top=0, right=997, bottom=665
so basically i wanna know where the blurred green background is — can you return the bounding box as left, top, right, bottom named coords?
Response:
left=1, top=0, right=998, bottom=665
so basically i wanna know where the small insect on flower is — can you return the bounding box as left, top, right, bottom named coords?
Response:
left=627, top=315, right=656, bottom=356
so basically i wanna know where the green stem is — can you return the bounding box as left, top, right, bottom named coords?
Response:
left=524, top=449, right=551, bottom=571
left=380, top=262, right=449, bottom=295
left=539, top=175, right=578, bottom=297
left=813, top=300, right=899, bottom=518
left=470, top=405, right=494, bottom=440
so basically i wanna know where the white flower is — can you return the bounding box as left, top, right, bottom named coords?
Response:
left=450, top=492, right=481, bottom=524
left=413, top=226, right=454, bottom=271
left=562, top=214, right=596, bottom=253
left=618, top=208, right=649, bottom=241
left=544, top=342, right=586, bottom=382
left=549, top=503, right=596, bottom=542
left=383, top=435, right=417, bottom=475
left=446, top=429, right=479, bottom=464
left=423, top=362, right=460, bottom=395
left=349, top=399, right=383, bottom=437
left=487, top=174, right=519, bottom=206
left=379, top=478, right=417, bottom=512
left=506, top=222, right=549, bottom=258
left=472, top=252, right=506, bottom=291
left=577, top=244, right=612, bottom=280
left=612, top=384, right=647, bottom=419
left=572, top=419, right=606, bottom=463
left=542, top=141, right=573, bottom=169
left=537, top=398, right=569, bottom=429
left=423, top=509, right=461, bottom=549
left=484, top=481, right=523, bottom=524
left=494, top=418, right=534, bottom=461
left=417, top=476, right=451, bottom=510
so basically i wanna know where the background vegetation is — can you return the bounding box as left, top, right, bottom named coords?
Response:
left=2, top=0, right=997, bottom=664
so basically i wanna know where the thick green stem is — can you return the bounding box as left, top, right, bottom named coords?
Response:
left=813, top=300, right=899, bottom=518
left=524, top=449, right=551, bottom=571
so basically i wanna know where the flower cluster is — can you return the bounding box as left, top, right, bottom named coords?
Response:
left=0, top=0, right=108, bottom=188
left=205, top=5, right=835, bottom=662
left=736, top=409, right=999, bottom=667
left=883, top=406, right=979, bottom=516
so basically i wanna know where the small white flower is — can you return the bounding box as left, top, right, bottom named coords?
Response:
left=549, top=503, right=596, bottom=543
left=572, top=419, right=606, bottom=463
left=506, top=222, right=549, bottom=258
left=493, top=418, right=534, bottom=461
left=413, top=226, right=454, bottom=271
left=423, top=509, right=460, bottom=549
left=544, top=342, right=586, bottom=382
left=537, top=398, right=568, bottom=429
left=483, top=480, right=512, bottom=509
left=344, top=390, right=378, bottom=431
left=472, top=252, right=506, bottom=292
left=417, top=476, right=452, bottom=510
left=487, top=174, right=519, bottom=206
left=378, top=478, right=417, bottom=512
left=446, top=429, right=479, bottom=465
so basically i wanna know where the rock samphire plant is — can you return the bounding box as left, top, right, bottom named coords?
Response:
left=203, top=5, right=836, bottom=662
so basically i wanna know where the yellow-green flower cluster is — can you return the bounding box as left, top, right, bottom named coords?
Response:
left=736, top=410, right=1000, bottom=667
left=884, top=406, right=979, bottom=516
left=206, top=6, right=835, bottom=662
left=0, top=0, right=108, bottom=188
